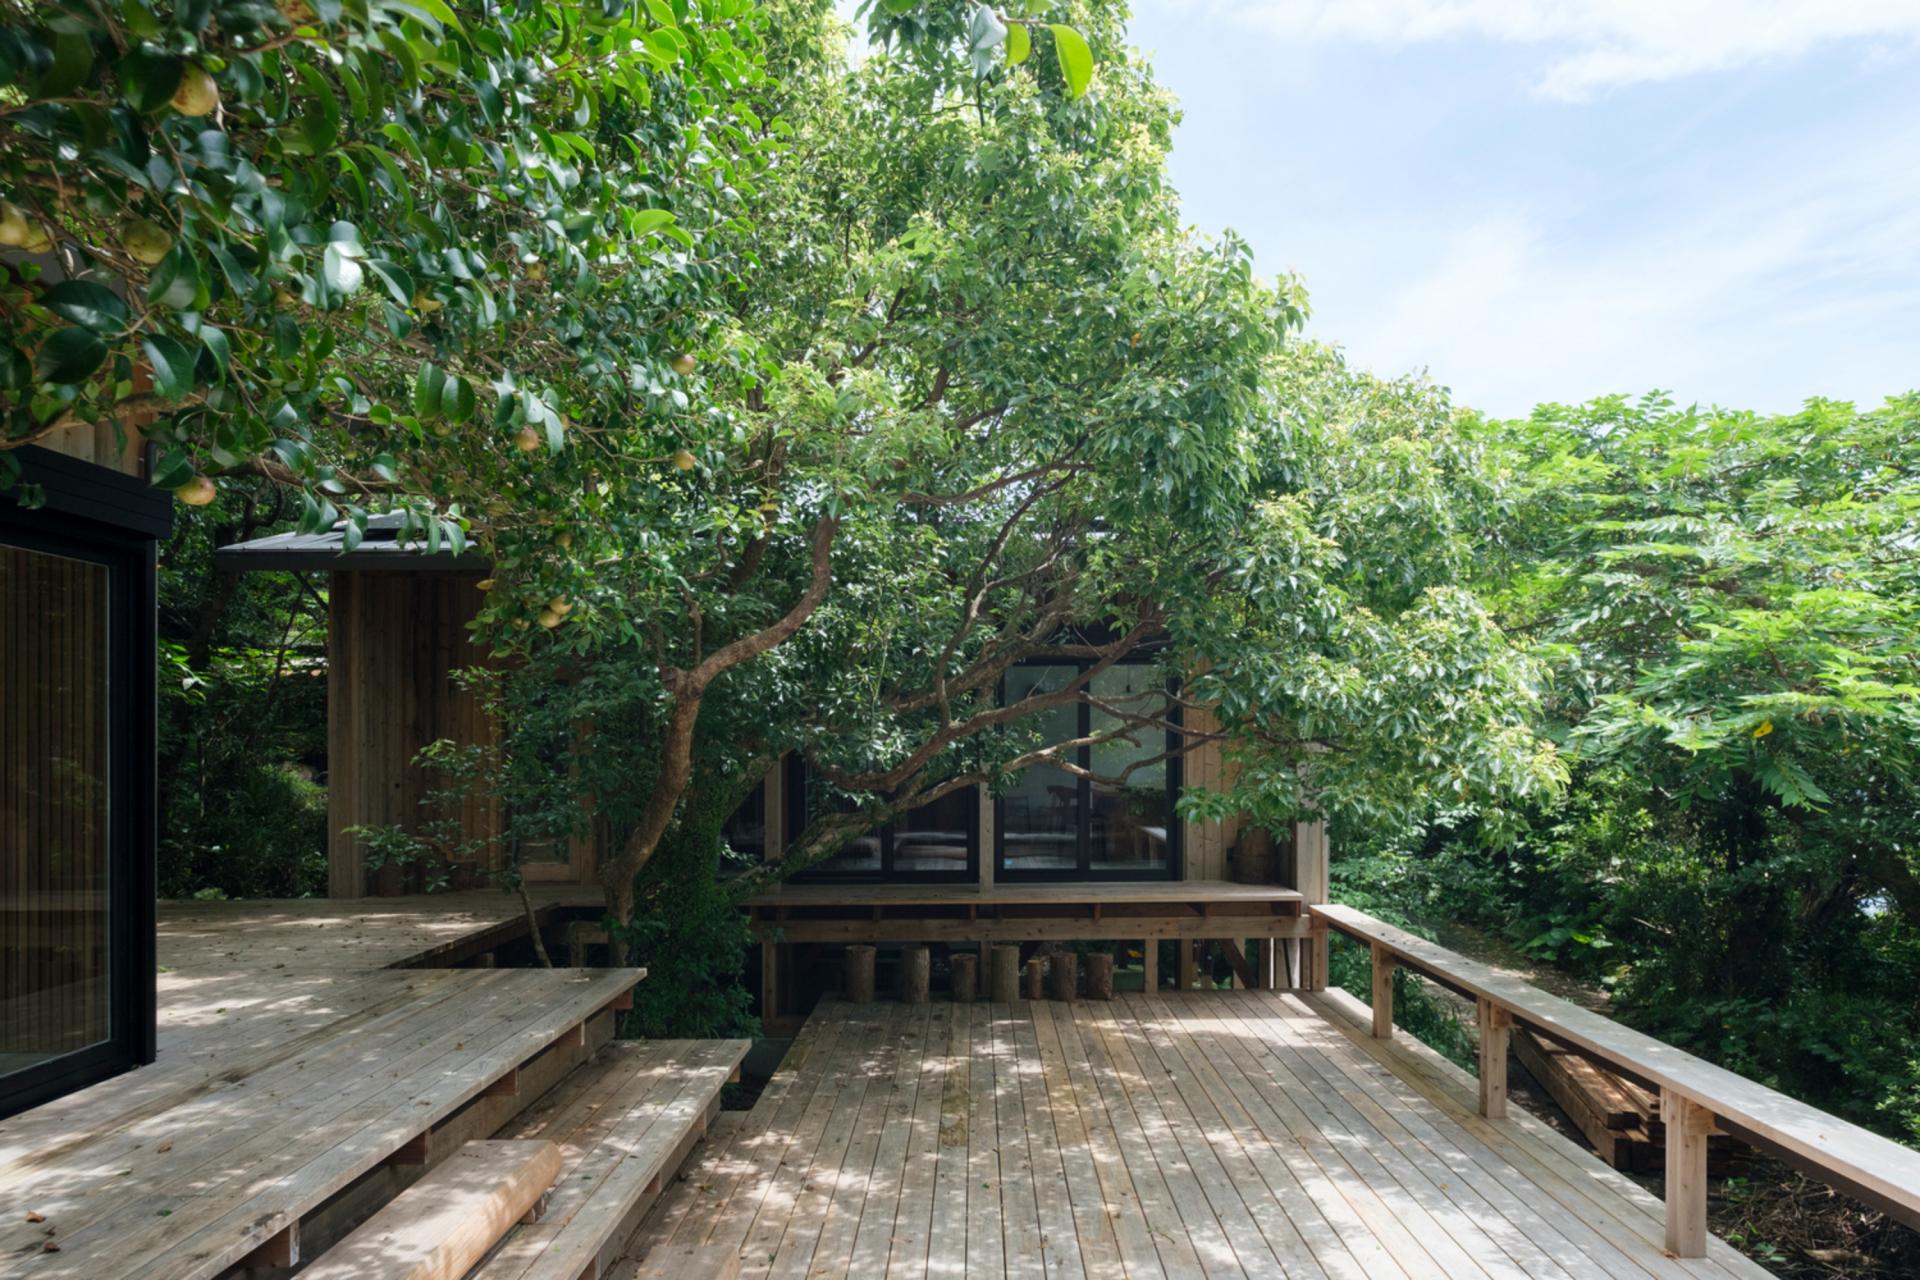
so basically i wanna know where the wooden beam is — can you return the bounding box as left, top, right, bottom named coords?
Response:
left=237, top=1221, right=298, bottom=1269
left=1140, top=938, right=1158, bottom=993
left=1176, top=940, right=1196, bottom=992
left=1477, top=997, right=1512, bottom=1119
left=482, top=1068, right=519, bottom=1100
left=1370, top=940, right=1394, bottom=1040
left=1664, top=1088, right=1714, bottom=1257
left=1220, top=940, right=1255, bottom=990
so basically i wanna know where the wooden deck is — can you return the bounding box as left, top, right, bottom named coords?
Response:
left=0, top=893, right=633, bottom=1280
left=630, top=993, right=1775, bottom=1280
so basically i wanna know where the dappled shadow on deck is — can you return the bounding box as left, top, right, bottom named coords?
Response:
left=627, top=992, right=1776, bottom=1279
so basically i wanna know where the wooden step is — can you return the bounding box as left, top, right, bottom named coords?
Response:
left=469, top=1038, right=750, bottom=1280
left=302, top=1140, right=562, bottom=1280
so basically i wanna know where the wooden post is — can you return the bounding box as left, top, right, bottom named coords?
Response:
left=1477, top=998, right=1512, bottom=1118
left=846, top=945, right=876, bottom=1004
left=1024, top=957, right=1044, bottom=1000
left=760, top=940, right=779, bottom=1021
left=1049, top=952, right=1078, bottom=1001
left=1284, top=937, right=1300, bottom=990
left=1303, top=921, right=1329, bottom=992
left=1177, top=940, right=1196, bottom=991
left=990, top=946, right=1022, bottom=1003
left=951, top=952, right=977, bottom=1003
left=1663, top=1089, right=1714, bottom=1258
left=1140, top=939, right=1158, bottom=993
left=1370, top=941, right=1394, bottom=1039
left=1085, top=953, right=1114, bottom=1001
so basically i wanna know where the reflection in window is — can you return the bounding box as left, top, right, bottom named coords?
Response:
left=997, top=661, right=1178, bottom=880
left=720, top=778, right=766, bottom=864
left=1089, top=666, right=1171, bottom=872
left=999, top=665, right=1080, bottom=872
left=1, top=545, right=111, bottom=1076
left=784, top=759, right=978, bottom=881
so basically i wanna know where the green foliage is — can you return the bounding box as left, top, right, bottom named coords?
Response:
left=1350, top=392, right=1920, bottom=1143
left=1, top=0, right=777, bottom=594
left=156, top=488, right=330, bottom=898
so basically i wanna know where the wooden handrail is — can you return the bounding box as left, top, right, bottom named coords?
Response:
left=1312, top=902, right=1920, bottom=1255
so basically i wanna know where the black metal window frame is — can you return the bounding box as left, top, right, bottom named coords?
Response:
left=784, top=754, right=982, bottom=885
left=993, top=659, right=1184, bottom=883
left=1, top=449, right=163, bottom=1120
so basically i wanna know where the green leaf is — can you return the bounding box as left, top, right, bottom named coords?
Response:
left=1006, top=23, right=1031, bottom=67
left=366, top=259, right=414, bottom=307
left=42, top=281, right=129, bottom=333
left=141, top=334, right=195, bottom=400
left=441, top=374, right=476, bottom=424
left=149, top=450, right=196, bottom=491
left=322, top=242, right=364, bottom=295
left=1049, top=24, right=1092, bottom=99
left=630, top=208, right=675, bottom=238
left=147, top=247, right=202, bottom=311
left=414, top=362, right=445, bottom=418
left=36, top=327, right=108, bottom=384
left=117, top=50, right=183, bottom=113
left=199, top=325, right=231, bottom=379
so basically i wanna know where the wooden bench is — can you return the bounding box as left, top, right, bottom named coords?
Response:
left=469, top=1038, right=750, bottom=1280
left=302, top=1140, right=562, bottom=1280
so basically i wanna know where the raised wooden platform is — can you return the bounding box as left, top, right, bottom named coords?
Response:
left=0, top=894, right=634, bottom=1280
left=627, top=993, right=1774, bottom=1279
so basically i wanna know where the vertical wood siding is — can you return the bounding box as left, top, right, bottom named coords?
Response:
left=1, top=546, right=110, bottom=1061
left=327, top=571, right=501, bottom=896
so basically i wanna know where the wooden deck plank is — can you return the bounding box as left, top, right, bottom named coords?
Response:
left=963, top=998, right=1007, bottom=1278
left=1306, top=988, right=1767, bottom=1280
left=1092, top=1001, right=1246, bottom=1278
left=1227, top=991, right=1563, bottom=1280
left=1254, top=992, right=1659, bottom=1280
left=888, top=1002, right=955, bottom=1280
left=628, top=992, right=1790, bottom=1280
left=1139, top=993, right=1352, bottom=1280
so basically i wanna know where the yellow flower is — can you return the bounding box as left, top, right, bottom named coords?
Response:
left=1753, top=721, right=1773, bottom=738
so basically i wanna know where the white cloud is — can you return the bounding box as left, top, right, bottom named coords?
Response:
left=1183, top=1, right=1920, bottom=97
left=1314, top=112, right=1920, bottom=414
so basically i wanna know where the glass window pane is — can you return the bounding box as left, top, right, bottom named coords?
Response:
left=802, top=775, right=880, bottom=876
left=892, top=789, right=972, bottom=874
left=720, top=778, right=765, bottom=864
left=1, top=544, right=112, bottom=1077
left=1089, top=666, right=1171, bottom=873
left=1000, top=665, right=1080, bottom=873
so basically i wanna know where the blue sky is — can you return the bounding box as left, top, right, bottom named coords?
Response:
left=1122, top=1, right=1920, bottom=418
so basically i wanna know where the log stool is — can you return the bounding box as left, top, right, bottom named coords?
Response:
left=1024, top=957, right=1045, bottom=1000
left=846, top=945, right=876, bottom=1004
left=951, top=952, right=978, bottom=1004
left=900, top=945, right=931, bottom=1003
left=1085, top=952, right=1115, bottom=1001
left=1049, top=952, right=1079, bottom=1002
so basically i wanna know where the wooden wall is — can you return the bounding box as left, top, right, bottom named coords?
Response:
left=1, top=545, right=111, bottom=1060
left=326, top=570, right=502, bottom=897
left=33, top=419, right=145, bottom=479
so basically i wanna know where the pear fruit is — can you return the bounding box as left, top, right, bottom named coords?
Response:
left=671, top=352, right=696, bottom=376
left=171, top=66, right=219, bottom=117
left=121, top=217, right=174, bottom=266
left=672, top=448, right=697, bottom=471
left=0, top=203, right=30, bottom=248
left=537, top=608, right=562, bottom=629
left=516, top=424, right=542, bottom=453
left=174, top=475, right=217, bottom=507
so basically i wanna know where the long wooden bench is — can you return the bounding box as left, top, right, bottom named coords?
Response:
left=469, top=1037, right=751, bottom=1280
left=303, top=1140, right=563, bottom=1280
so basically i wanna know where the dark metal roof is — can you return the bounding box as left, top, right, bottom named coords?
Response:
left=215, top=512, right=489, bottom=572
left=5, top=444, right=173, bottom=540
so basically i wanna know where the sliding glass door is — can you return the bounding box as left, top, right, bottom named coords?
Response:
left=996, top=661, right=1182, bottom=881
left=0, top=503, right=153, bottom=1118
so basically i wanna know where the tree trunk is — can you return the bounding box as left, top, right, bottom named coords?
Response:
left=951, top=952, right=977, bottom=1003
left=1085, top=952, right=1114, bottom=1001
left=900, top=946, right=930, bottom=1004
left=1049, top=951, right=1078, bottom=1001
left=990, top=946, right=1021, bottom=1003
left=846, top=945, right=877, bottom=1004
